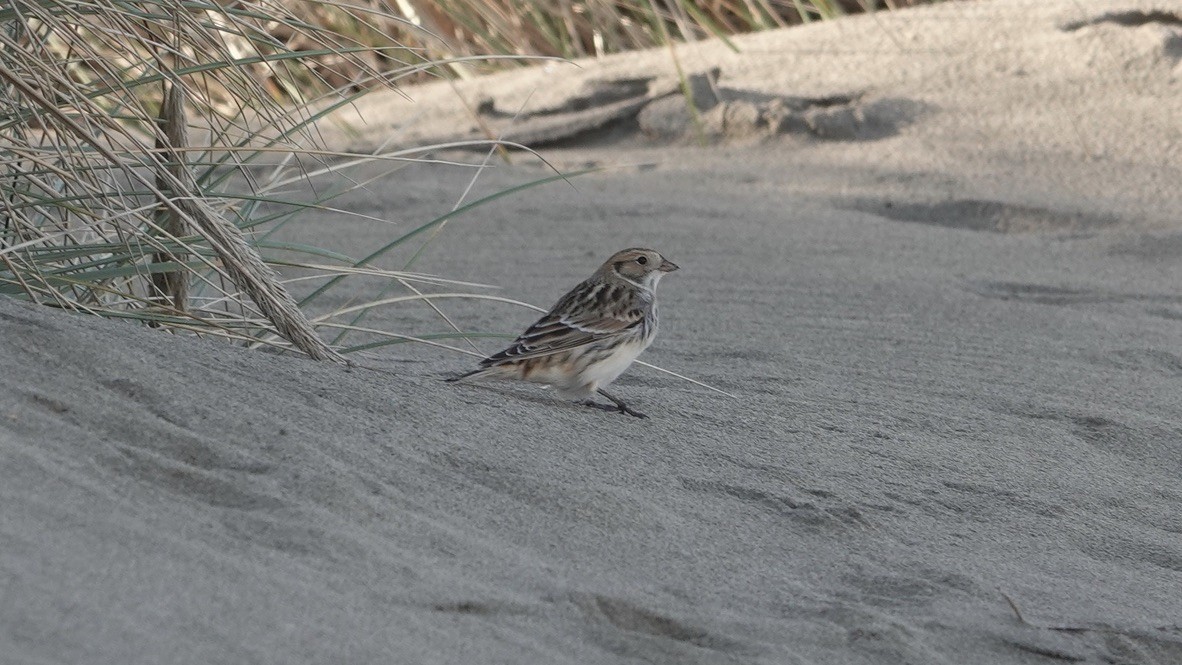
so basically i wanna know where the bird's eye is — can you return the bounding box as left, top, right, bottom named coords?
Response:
left=636, top=256, right=648, bottom=265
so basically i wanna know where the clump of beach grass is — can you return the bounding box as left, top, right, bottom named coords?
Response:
left=0, top=0, right=564, bottom=360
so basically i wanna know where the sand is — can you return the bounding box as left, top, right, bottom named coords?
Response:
left=4, top=0, right=1182, bottom=662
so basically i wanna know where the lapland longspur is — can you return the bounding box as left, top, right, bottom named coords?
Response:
left=448, top=248, right=678, bottom=418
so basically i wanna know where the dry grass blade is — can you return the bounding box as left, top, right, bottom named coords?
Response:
left=178, top=192, right=346, bottom=362
left=150, top=79, right=190, bottom=318
left=634, top=360, right=737, bottom=399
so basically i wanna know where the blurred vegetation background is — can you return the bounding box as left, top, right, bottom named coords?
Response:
left=0, top=0, right=935, bottom=359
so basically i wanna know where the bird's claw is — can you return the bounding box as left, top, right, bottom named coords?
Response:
left=583, top=400, right=647, bottom=419
left=616, top=403, right=648, bottom=419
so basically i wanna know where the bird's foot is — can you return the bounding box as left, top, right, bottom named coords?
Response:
left=582, top=400, right=648, bottom=419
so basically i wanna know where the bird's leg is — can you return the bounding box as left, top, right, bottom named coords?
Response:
left=594, top=388, right=648, bottom=419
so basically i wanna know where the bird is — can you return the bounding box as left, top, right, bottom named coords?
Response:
left=447, top=248, right=679, bottom=418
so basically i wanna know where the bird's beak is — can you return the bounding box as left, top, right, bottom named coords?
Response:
left=658, top=259, right=679, bottom=273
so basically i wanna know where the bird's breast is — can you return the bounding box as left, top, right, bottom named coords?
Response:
left=578, top=335, right=651, bottom=389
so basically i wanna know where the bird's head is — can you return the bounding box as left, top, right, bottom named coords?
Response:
left=600, top=247, right=678, bottom=290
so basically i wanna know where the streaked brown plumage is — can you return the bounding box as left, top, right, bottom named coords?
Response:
left=448, top=248, right=679, bottom=418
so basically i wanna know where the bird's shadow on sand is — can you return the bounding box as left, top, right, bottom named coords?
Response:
left=444, top=379, right=644, bottom=419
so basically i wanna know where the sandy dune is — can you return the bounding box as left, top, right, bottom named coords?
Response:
left=4, top=0, right=1182, bottom=662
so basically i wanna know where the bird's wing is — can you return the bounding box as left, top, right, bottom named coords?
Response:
left=481, top=281, right=646, bottom=366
